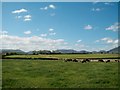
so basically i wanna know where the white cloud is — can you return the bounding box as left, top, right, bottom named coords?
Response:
left=24, top=15, right=32, bottom=21
left=0, top=30, right=8, bottom=35
left=49, top=4, right=56, bottom=9
left=40, top=6, right=48, bottom=10
left=95, top=37, right=119, bottom=51
left=84, top=25, right=93, bottom=30
left=24, top=15, right=31, bottom=18
left=101, top=37, right=114, bottom=44
left=96, top=37, right=119, bottom=45
left=40, top=33, right=47, bottom=37
left=107, top=39, right=113, bottom=44
left=12, top=9, right=27, bottom=14
left=114, top=39, right=118, bottom=44
left=101, top=37, right=109, bottom=41
left=49, top=32, right=56, bottom=36
left=104, top=2, right=113, bottom=6
left=0, top=34, right=67, bottom=51
left=40, top=4, right=56, bottom=11
left=77, top=40, right=82, bottom=43
left=106, top=23, right=120, bottom=32
left=91, top=8, right=102, bottom=11
left=24, top=30, right=31, bottom=35
left=92, top=0, right=100, bottom=4
left=49, top=28, right=54, bottom=32
left=24, top=18, right=31, bottom=21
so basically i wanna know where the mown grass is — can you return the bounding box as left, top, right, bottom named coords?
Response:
left=5, top=54, right=119, bottom=59
left=2, top=59, right=118, bottom=88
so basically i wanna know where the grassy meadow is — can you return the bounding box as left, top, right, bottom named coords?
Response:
left=2, top=59, right=119, bottom=88
left=4, top=54, right=119, bottom=59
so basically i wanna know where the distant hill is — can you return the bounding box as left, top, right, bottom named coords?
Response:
left=0, top=49, right=26, bottom=54
left=77, top=50, right=90, bottom=54
left=56, top=49, right=77, bottom=53
left=0, top=46, right=119, bottom=55
left=56, top=49, right=90, bottom=54
left=108, top=46, right=120, bottom=54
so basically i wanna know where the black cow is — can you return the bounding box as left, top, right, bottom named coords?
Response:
left=64, top=59, right=68, bottom=62
left=81, top=59, right=86, bottom=63
left=106, top=60, right=110, bottom=63
left=85, top=59, right=90, bottom=62
left=98, top=59, right=104, bottom=62
left=64, top=59, right=72, bottom=62
left=72, top=59, right=78, bottom=62
left=115, top=60, right=119, bottom=62
left=67, top=59, right=72, bottom=61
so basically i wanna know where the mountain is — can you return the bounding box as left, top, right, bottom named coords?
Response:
left=27, top=51, right=33, bottom=54
left=98, top=50, right=107, bottom=54
left=108, top=46, right=120, bottom=54
left=77, top=50, right=90, bottom=54
left=56, top=49, right=90, bottom=54
left=56, top=49, right=78, bottom=53
left=1, top=46, right=119, bottom=54
left=0, top=49, right=26, bottom=54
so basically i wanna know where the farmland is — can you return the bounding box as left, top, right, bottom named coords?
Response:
left=2, top=53, right=119, bottom=88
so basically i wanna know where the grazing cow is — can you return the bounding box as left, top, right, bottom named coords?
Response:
left=115, top=60, right=120, bottom=62
left=81, top=59, right=86, bottom=63
left=115, top=60, right=118, bottom=62
left=98, top=59, right=104, bottom=62
left=72, top=59, right=78, bottom=62
left=106, top=60, right=110, bottom=63
left=64, top=59, right=72, bottom=62
left=67, top=59, right=72, bottom=61
left=85, top=59, right=90, bottom=62
left=64, top=60, right=68, bottom=62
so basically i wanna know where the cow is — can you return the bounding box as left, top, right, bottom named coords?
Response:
left=72, top=59, right=78, bottom=62
left=64, top=58, right=72, bottom=62
left=81, top=59, right=86, bottom=63
left=98, top=59, right=104, bottom=62
left=64, top=59, right=67, bottom=62
left=85, top=59, right=90, bottom=62
left=67, top=59, right=72, bottom=61
left=115, top=60, right=120, bottom=62
left=106, top=60, right=110, bottom=63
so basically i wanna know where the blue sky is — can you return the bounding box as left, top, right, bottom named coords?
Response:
left=1, top=2, right=119, bottom=51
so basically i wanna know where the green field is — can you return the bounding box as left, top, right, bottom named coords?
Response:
left=2, top=59, right=118, bottom=88
left=4, top=54, right=119, bottom=59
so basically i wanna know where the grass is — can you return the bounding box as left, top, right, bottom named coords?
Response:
left=4, top=54, right=119, bottom=59
left=2, top=59, right=118, bottom=88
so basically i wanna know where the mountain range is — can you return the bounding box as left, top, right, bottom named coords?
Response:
left=0, top=46, right=119, bottom=54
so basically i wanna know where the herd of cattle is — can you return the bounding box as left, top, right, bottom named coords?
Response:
left=63, top=58, right=120, bottom=63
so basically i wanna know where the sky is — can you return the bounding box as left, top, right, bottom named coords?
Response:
left=1, top=2, right=119, bottom=51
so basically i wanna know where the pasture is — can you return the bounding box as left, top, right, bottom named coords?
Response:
left=2, top=59, right=119, bottom=88
left=4, top=54, right=119, bottom=59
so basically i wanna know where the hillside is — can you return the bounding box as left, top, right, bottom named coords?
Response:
left=108, top=46, right=120, bottom=54
left=0, top=49, right=26, bottom=54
